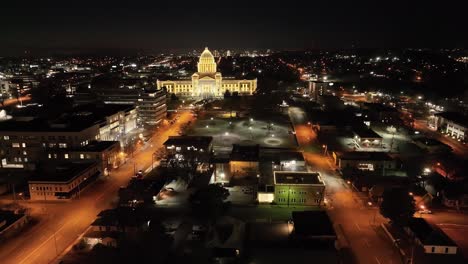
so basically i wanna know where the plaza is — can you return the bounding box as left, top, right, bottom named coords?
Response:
left=187, top=115, right=297, bottom=153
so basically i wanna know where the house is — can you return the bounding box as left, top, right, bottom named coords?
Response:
left=273, top=171, right=325, bottom=206
left=84, top=207, right=151, bottom=248
left=404, top=218, right=457, bottom=255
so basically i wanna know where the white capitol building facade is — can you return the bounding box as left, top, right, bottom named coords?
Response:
left=157, top=47, right=257, bottom=97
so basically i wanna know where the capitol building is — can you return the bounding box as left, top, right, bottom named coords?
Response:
left=157, top=47, right=257, bottom=98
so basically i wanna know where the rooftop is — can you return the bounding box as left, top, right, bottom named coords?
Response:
left=260, top=148, right=305, bottom=162
left=407, top=218, right=456, bottom=246
left=362, top=102, right=399, bottom=113
left=274, top=171, right=323, bottom=185
left=29, top=162, right=98, bottom=183
left=0, top=210, right=26, bottom=234
left=164, top=136, right=213, bottom=149
left=435, top=112, right=468, bottom=127
left=230, top=144, right=260, bottom=162
left=80, top=141, right=120, bottom=152
left=92, top=207, right=149, bottom=227
left=70, top=103, right=135, bottom=119
left=414, top=137, right=447, bottom=147
left=339, top=151, right=393, bottom=161
left=354, top=128, right=382, bottom=139
left=0, top=117, right=99, bottom=133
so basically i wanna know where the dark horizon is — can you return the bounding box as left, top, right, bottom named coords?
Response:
left=2, top=1, right=467, bottom=56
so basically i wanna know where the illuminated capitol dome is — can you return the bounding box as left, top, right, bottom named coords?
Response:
left=157, top=47, right=257, bottom=98
left=198, top=47, right=217, bottom=73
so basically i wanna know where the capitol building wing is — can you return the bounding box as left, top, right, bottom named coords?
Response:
left=157, top=47, right=257, bottom=97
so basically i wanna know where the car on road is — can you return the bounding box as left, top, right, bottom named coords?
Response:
left=419, top=209, right=432, bottom=214
left=132, top=170, right=144, bottom=179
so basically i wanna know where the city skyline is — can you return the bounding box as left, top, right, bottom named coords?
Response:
left=2, top=2, right=467, bottom=56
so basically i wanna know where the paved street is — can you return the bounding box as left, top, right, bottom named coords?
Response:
left=289, top=106, right=402, bottom=264
left=0, top=111, right=194, bottom=264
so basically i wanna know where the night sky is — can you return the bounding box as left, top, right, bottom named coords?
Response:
left=2, top=1, right=466, bottom=55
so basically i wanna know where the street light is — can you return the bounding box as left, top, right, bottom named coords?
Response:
left=368, top=201, right=377, bottom=225
left=151, top=152, right=156, bottom=171
left=419, top=205, right=425, bottom=217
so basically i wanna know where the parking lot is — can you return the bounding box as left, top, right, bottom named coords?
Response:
left=187, top=115, right=297, bottom=153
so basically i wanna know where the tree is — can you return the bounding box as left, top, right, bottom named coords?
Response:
left=189, top=184, right=230, bottom=222
left=380, top=187, right=416, bottom=225
left=170, top=93, right=179, bottom=101
left=223, top=89, right=231, bottom=98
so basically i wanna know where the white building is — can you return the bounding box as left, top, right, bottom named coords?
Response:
left=157, top=47, right=257, bottom=98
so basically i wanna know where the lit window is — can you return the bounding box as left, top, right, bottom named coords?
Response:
left=3, top=136, right=9, bottom=140
left=64, top=154, right=69, bottom=159
left=23, top=151, right=27, bottom=155
left=12, top=143, right=20, bottom=148
left=59, top=143, right=67, bottom=148
left=48, top=154, right=52, bottom=159
left=24, top=158, right=28, bottom=162
left=80, top=154, right=84, bottom=159
left=22, top=143, right=26, bottom=148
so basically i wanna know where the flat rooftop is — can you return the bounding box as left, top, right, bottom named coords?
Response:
left=260, top=148, right=305, bottom=162
left=0, top=210, right=26, bottom=234
left=415, top=137, right=447, bottom=146
left=29, top=162, right=98, bottom=183
left=435, top=112, right=468, bottom=128
left=164, top=136, right=213, bottom=148
left=339, top=151, right=393, bottom=161
left=407, top=218, right=456, bottom=246
left=363, top=103, right=399, bottom=113
left=230, top=144, right=260, bottom=162
left=274, top=171, right=323, bottom=185
left=79, top=141, right=120, bottom=152
left=0, top=117, right=99, bottom=133
left=354, top=128, right=382, bottom=139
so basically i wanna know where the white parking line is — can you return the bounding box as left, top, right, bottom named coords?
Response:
left=354, top=223, right=362, bottom=231
left=364, top=238, right=371, bottom=247
left=375, top=256, right=382, bottom=264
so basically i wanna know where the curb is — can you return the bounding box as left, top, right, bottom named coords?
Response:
left=381, top=223, right=406, bottom=257
left=49, top=226, right=92, bottom=264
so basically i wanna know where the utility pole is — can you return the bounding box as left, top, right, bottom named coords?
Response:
left=389, top=132, right=395, bottom=152
left=10, top=173, right=18, bottom=204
